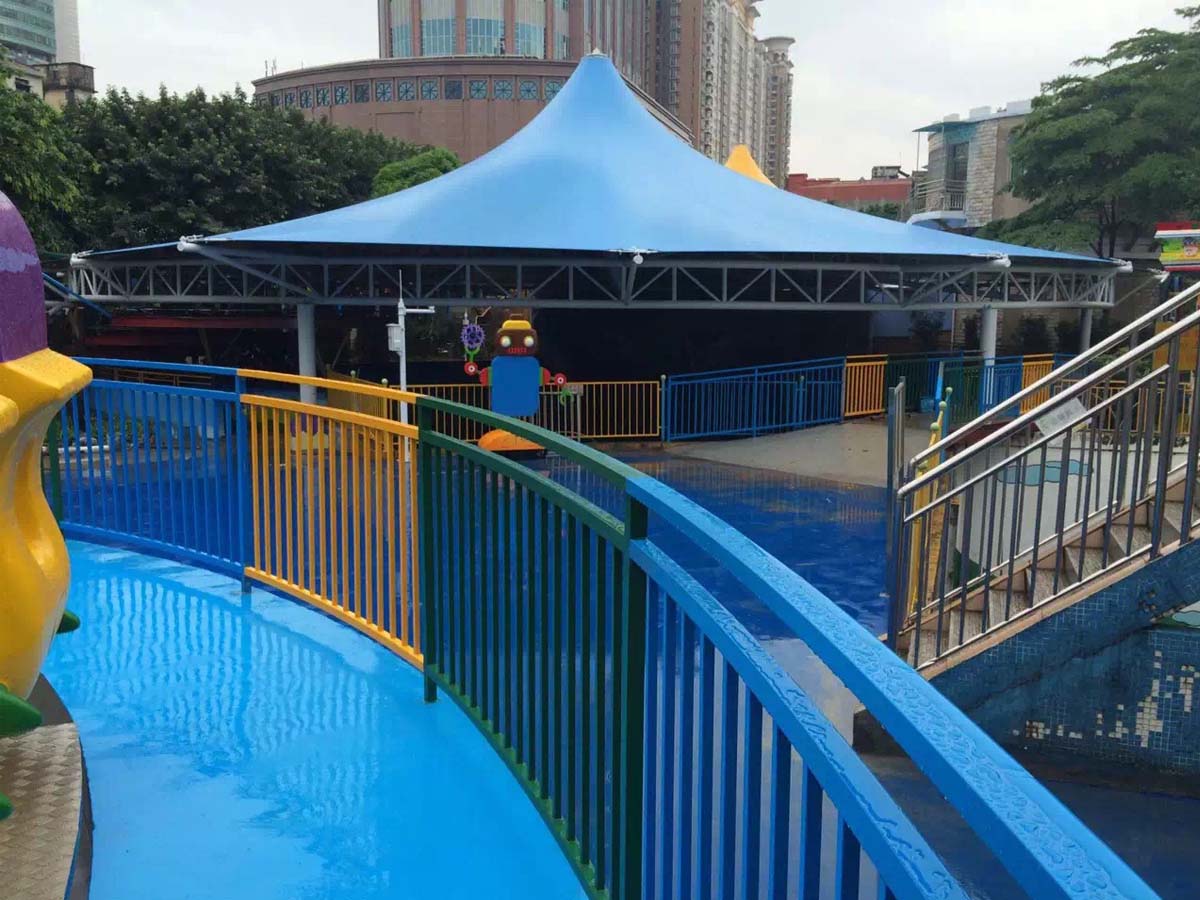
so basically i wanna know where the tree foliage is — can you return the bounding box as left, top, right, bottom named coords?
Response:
left=0, top=88, right=89, bottom=251
left=857, top=201, right=902, bottom=221
left=980, top=7, right=1200, bottom=257
left=371, top=147, right=461, bottom=198
left=0, top=82, right=429, bottom=252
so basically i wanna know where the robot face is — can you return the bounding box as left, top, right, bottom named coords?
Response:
left=496, top=318, right=538, bottom=356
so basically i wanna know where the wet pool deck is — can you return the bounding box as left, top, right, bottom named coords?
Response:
left=45, top=542, right=586, bottom=900
left=663, top=416, right=932, bottom=487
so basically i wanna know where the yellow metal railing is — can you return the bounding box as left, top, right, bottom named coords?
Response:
left=1019, top=355, right=1056, bottom=413
left=844, top=355, right=888, bottom=418
left=240, top=376, right=422, bottom=667
left=906, top=388, right=952, bottom=618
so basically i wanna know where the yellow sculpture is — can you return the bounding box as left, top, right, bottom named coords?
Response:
left=0, top=190, right=91, bottom=819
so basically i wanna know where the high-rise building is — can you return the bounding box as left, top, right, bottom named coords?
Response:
left=761, top=36, right=793, bottom=186
left=53, top=0, right=79, bottom=63
left=259, top=1, right=794, bottom=175
left=0, top=0, right=56, bottom=65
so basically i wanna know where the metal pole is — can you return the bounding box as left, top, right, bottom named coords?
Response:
left=1079, top=307, right=1095, bottom=354
left=296, top=303, right=317, bottom=404
left=980, top=306, right=998, bottom=361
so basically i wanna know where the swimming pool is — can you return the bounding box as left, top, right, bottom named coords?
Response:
left=45, top=541, right=585, bottom=900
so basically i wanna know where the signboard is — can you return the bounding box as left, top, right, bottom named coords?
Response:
left=1035, top=397, right=1088, bottom=437
left=1156, top=221, right=1200, bottom=271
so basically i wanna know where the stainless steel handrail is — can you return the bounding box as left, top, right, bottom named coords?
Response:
left=907, top=279, right=1200, bottom=473
left=900, top=301, right=1200, bottom=498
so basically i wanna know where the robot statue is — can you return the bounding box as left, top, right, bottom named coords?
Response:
left=463, top=315, right=567, bottom=418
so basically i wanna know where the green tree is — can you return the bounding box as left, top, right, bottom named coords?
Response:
left=857, top=201, right=902, bottom=221
left=1014, top=315, right=1054, bottom=353
left=59, top=87, right=425, bottom=249
left=371, top=148, right=460, bottom=197
left=0, top=86, right=89, bottom=252
left=980, top=7, right=1200, bottom=257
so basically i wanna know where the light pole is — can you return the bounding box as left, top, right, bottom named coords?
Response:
left=386, top=292, right=434, bottom=424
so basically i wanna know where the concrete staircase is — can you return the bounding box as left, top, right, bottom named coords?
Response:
left=888, top=282, right=1200, bottom=679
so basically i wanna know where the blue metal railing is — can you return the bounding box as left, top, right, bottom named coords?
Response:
left=54, top=358, right=249, bottom=576
left=50, top=359, right=1156, bottom=900
left=664, top=356, right=845, bottom=441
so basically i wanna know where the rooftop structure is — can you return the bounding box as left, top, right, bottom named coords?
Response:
left=908, top=100, right=1034, bottom=229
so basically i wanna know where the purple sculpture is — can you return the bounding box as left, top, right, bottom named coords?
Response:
left=0, top=190, right=48, bottom=362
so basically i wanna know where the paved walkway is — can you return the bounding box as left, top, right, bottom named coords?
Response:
left=665, top=416, right=933, bottom=487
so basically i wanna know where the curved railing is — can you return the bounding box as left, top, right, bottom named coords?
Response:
left=50, top=359, right=1157, bottom=900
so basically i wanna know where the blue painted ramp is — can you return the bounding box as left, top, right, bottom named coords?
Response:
left=45, top=541, right=585, bottom=900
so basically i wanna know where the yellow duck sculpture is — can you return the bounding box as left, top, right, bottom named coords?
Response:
left=0, top=190, right=91, bottom=819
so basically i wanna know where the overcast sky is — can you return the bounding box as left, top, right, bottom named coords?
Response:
left=80, top=1, right=1186, bottom=178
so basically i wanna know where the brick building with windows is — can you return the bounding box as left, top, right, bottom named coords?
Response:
left=254, top=0, right=793, bottom=175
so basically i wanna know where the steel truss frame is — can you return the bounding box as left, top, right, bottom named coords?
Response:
left=70, top=246, right=1117, bottom=311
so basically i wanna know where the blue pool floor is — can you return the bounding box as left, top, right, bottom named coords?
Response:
left=46, top=541, right=585, bottom=900
left=43, top=450, right=1200, bottom=899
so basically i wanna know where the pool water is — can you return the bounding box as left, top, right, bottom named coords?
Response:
left=45, top=541, right=585, bottom=900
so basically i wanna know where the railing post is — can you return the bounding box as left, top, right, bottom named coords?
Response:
left=616, top=493, right=648, bottom=900
left=1150, top=337, right=1183, bottom=557
left=416, top=401, right=438, bottom=703
left=659, top=374, right=668, bottom=444
left=750, top=368, right=760, bottom=437
left=234, top=373, right=252, bottom=592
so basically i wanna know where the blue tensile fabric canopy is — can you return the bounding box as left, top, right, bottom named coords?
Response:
left=190, top=54, right=1112, bottom=269
left=87, top=51, right=1104, bottom=271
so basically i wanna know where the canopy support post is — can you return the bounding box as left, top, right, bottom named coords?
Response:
left=296, top=303, right=317, bottom=403
left=980, top=305, right=998, bottom=361
left=1079, top=307, right=1094, bottom=353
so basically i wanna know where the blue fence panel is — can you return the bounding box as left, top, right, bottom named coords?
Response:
left=980, top=355, right=1025, bottom=416
left=56, top=374, right=246, bottom=576
left=664, top=357, right=845, bottom=441
left=628, top=474, right=1157, bottom=900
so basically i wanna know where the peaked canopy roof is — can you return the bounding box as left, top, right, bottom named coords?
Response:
left=89, top=53, right=1114, bottom=273
left=724, top=145, right=775, bottom=187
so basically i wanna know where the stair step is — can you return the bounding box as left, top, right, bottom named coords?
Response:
left=1108, top=524, right=1153, bottom=559
left=1065, top=545, right=1107, bottom=582
left=1027, top=567, right=1064, bottom=606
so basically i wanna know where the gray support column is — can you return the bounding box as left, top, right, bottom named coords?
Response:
left=1079, top=307, right=1095, bottom=354
left=980, top=305, right=998, bottom=360
left=296, top=303, right=317, bottom=404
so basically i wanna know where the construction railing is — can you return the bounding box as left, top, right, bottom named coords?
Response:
left=50, top=358, right=1157, bottom=900
left=891, top=285, right=1200, bottom=668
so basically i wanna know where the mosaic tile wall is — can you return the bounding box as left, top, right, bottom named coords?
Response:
left=933, top=540, right=1200, bottom=774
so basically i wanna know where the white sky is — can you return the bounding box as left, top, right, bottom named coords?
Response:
left=80, top=0, right=1186, bottom=178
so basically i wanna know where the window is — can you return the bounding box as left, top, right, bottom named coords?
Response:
left=466, top=0, right=504, bottom=55
left=544, top=79, right=563, bottom=101
left=421, top=78, right=439, bottom=100
left=299, top=88, right=313, bottom=109
left=947, top=141, right=969, bottom=183
left=494, top=78, right=513, bottom=100
left=421, top=0, right=456, bottom=55
left=469, top=79, right=488, bottom=99
left=444, top=79, right=464, bottom=100
left=375, top=80, right=393, bottom=102
left=514, top=0, right=546, bottom=57
left=270, top=92, right=282, bottom=108
left=354, top=82, right=371, bottom=103
left=519, top=79, right=539, bottom=100
left=392, top=21, right=413, bottom=57
left=316, top=86, right=330, bottom=107
left=334, top=84, right=350, bottom=105
left=284, top=91, right=296, bottom=108
left=398, top=79, right=416, bottom=101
